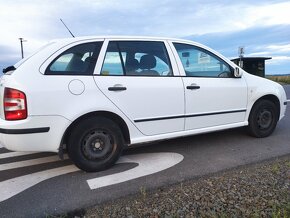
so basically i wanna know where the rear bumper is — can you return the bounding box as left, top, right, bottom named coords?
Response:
left=0, top=115, right=71, bottom=152
left=0, top=127, right=49, bottom=134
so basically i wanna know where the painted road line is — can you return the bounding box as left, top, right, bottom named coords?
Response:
left=87, top=152, right=184, bottom=190
left=0, top=155, right=68, bottom=171
left=0, top=151, right=38, bottom=159
left=0, top=152, right=183, bottom=202
left=0, top=165, right=79, bottom=202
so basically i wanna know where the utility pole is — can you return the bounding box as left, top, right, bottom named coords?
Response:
left=19, top=38, right=27, bottom=59
left=238, top=46, right=245, bottom=68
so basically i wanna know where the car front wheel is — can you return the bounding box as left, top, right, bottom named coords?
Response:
left=67, top=117, right=124, bottom=172
left=248, top=99, right=279, bottom=138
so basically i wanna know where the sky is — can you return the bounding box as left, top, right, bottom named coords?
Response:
left=0, top=0, right=289, bottom=75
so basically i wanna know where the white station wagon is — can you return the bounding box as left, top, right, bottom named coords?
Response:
left=0, top=36, right=287, bottom=171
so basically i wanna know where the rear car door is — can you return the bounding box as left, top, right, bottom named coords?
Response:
left=94, top=39, right=185, bottom=136
left=171, top=42, right=248, bottom=130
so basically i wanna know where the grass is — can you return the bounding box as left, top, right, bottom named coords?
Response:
left=266, top=75, right=290, bottom=84
left=140, top=186, right=147, bottom=199
left=272, top=203, right=290, bottom=218
left=271, top=163, right=280, bottom=174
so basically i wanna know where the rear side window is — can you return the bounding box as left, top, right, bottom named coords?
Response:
left=173, top=43, right=233, bottom=78
left=46, top=42, right=103, bottom=75
left=101, top=41, right=172, bottom=76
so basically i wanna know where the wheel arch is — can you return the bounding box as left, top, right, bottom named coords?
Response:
left=59, top=111, right=130, bottom=154
left=249, top=94, right=280, bottom=119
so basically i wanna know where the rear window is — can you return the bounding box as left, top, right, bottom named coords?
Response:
left=45, top=42, right=103, bottom=75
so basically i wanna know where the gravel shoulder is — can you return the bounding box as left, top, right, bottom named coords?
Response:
left=83, top=155, right=290, bottom=218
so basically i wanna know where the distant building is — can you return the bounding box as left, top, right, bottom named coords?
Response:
left=231, top=57, right=272, bottom=78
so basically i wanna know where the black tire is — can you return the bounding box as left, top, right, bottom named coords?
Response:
left=247, top=99, right=279, bottom=138
left=67, top=117, right=124, bottom=172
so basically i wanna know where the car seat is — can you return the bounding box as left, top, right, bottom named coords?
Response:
left=139, top=55, right=159, bottom=76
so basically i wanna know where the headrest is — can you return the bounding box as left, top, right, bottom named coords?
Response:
left=85, top=56, right=94, bottom=64
left=140, top=55, right=156, bottom=70
left=126, top=58, right=139, bottom=71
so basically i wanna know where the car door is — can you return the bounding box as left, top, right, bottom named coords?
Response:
left=171, top=42, right=248, bottom=130
left=94, top=39, right=185, bottom=136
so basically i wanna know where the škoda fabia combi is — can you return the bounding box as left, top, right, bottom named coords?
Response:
left=0, top=36, right=287, bottom=172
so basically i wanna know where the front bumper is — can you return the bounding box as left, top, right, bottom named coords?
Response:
left=0, top=115, right=71, bottom=152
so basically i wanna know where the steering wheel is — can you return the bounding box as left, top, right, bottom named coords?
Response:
left=218, top=71, right=231, bottom=78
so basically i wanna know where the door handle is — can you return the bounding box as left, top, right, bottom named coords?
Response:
left=108, top=86, right=127, bottom=91
left=186, top=85, right=200, bottom=90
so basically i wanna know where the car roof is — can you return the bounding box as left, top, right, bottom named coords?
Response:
left=50, top=35, right=200, bottom=46
left=47, top=35, right=225, bottom=64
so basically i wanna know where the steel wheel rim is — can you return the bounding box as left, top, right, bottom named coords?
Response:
left=257, top=109, right=273, bottom=130
left=81, top=130, right=114, bottom=160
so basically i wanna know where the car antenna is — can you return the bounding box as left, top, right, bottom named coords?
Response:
left=60, top=18, right=75, bottom=38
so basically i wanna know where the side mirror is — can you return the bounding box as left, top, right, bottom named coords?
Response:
left=234, top=67, right=243, bottom=78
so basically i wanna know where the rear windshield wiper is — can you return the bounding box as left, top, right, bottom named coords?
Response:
left=3, top=66, right=16, bottom=74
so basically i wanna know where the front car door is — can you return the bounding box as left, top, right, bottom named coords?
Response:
left=94, top=39, right=185, bottom=136
left=170, top=41, right=248, bottom=130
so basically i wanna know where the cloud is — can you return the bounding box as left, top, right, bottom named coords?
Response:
left=0, top=0, right=289, bottom=74
left=187, top=24, right=290, bottom=74
left=1, top=0, right=290, bottom=44
left=248, top=51, right=271, bottom=56
left=187, top=24, right=290, bottom=56
left=267, top=56, right=290, bottom=65
left=266, top=44, right=290, bottom=53
left=248, top=43, right=290, bottom=56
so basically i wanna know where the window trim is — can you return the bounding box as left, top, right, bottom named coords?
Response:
left=116, top=42, right=127, bottom=75
left=100, top=41, right=125, bottom=76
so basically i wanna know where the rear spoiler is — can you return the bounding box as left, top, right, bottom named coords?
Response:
left=2, top=66, right=16, bottom=74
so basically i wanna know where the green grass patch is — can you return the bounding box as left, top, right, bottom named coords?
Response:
left=272, top=202, right=290, bottom=218
left=266, top=75, right=290, bottom=84
left=271, top=163, right=280, bottom=174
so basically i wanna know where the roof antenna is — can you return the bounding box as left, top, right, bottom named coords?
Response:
left=60, top=18, right=75, bottom=38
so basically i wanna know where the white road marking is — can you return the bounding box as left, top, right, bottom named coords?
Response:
left=87, top=152, right=184, bottom=189
left=0, top=165, right=79, bottom=202
left=287, top=99, right=290, bottom=102
left=0, top=152, right=183, bottom=202
left=0, top=151, right=38, bottom=159
left=0, top=155, right=68, bottom=171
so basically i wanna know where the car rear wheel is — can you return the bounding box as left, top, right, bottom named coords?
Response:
left=248, top=99, right=279, bottom=138
left=67, top=117, right=124, bottom=172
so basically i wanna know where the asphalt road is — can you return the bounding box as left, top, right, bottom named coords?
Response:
left=0, top=85, right=289, bottom=218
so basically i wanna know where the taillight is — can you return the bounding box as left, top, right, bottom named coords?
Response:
left=4, top=88, right=27, bottom=120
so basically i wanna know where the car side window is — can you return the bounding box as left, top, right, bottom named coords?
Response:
left=101, top=41, right=172, bottom=76
left=46, top=42, right=103, bottom=75
left=101, top=42, right=126, bottom=76
left=173, top=43, right=233, bottom=78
